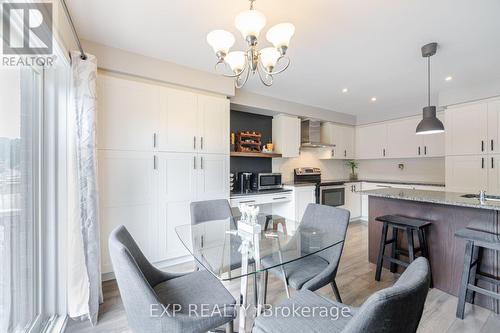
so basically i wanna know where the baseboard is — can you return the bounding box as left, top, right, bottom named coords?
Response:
left=101, top=255, right=194, bottom=281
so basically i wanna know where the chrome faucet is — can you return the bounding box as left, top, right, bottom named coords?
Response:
left=479, top=190, right=486, bottom=203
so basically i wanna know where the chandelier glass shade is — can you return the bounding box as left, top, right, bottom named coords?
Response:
left=206, top=0, right=295, bottom=87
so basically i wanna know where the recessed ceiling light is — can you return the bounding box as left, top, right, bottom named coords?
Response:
left=445, top=76, right=453, bottom=81
left=342, top=88, right=348, bottom=93
left=371, top=97, right=377, bottom=102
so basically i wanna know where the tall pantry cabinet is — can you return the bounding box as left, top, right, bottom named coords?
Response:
left=445, top=99, right=500, bottom=194
left=97, top=72, right=229, bottom=274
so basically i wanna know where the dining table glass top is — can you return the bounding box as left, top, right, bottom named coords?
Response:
left=175, top=214, right=345, bottom=281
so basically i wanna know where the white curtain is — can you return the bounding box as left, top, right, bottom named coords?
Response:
left=67, top=51, right=102, bottom=325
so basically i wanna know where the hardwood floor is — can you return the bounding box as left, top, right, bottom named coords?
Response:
left=65, top=222, right=500, bottom=333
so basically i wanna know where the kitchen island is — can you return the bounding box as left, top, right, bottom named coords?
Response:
left=363, top=188, right=499, bottom=312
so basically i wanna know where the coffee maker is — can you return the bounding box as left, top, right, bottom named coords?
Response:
left=238, top=172, right=253, bottom=193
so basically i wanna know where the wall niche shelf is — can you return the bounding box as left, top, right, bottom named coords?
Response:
left=230, top=152, right=282, bottom=158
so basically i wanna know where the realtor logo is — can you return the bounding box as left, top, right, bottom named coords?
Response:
left=2, top=2, right=53, bottom=55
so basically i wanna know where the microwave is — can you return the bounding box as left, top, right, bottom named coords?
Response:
left=254, top=173, right=283, bottom=191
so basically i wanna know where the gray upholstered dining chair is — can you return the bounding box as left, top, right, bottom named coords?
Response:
left=253, top=257, right=431, bottom=333
left=190, top=199, right=259, bottom=304
left=262, top=203, right=350, bottom=302
left=109, top=225, right=236, bottom=333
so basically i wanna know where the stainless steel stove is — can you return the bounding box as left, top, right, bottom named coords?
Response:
left=294, top=168, right=345, bottom=207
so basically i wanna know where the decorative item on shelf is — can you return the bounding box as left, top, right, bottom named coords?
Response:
left=237, top=203, right=262, bottom=234
left=230, top=132, right=236, bottom=151
left=262, top=142, right=274, bottom=153
left=346, top=159, right=359, bottom=181
left=230, top=172, right=234, bottom=191
left=206, top=0, right=295, bottom=88
left=236, top=131, right=262, bottom=152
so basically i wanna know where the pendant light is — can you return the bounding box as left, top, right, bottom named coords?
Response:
left=416, top=42, right=445, bottom=135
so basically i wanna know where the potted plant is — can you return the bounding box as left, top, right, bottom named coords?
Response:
left=346, top=160, right=359, bottom=180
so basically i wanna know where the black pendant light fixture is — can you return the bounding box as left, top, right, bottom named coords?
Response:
left=416, top=42, right=445, bottom=135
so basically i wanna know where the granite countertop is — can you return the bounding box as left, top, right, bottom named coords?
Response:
left=230, top=188, right=293, bottom=198
left=362, top=188, right=500, bottom=211
left=283, top=179, right=445, bottom=187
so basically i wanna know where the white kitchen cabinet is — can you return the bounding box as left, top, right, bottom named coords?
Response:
left=97, top=73, right=160, bottom=151
left=197, top=95, right=230, bottom=154
left=272, top=114, right=301, bottom=157
left=421, top=113, right=445, bottom=157
left=321, top=123, right=355, bottom=159
left=98, top=150, right=158, bottom=273
left=445, top=102, right=488, bottom=156
left=355, top=123, right=388, bottom=159
left=157, top=152, right=198, bottom=260
left=487, top=154, right=500, bottom=195
left=386, top=118, right=420, bottom=158
left=344, top=182, right=361, bottom=220
left=197, top=154, right=229, bottom=200
left=487, top=100, right=500, bottom=154
left=445, top=155, right=488, bottom=193
left=159, top=88, right=198, bottom=153
left=293, top=186, right=316, bottom=221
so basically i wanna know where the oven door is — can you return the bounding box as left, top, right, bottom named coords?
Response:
left=320, top=186, right=345, bottom=207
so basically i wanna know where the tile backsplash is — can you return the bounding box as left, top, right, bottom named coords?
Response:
left=273, top=148, right=445, bottom=184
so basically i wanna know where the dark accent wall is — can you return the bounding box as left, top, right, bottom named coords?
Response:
left=230, top=110, right=272, bottom=176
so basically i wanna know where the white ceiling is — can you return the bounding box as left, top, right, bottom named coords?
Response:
left=68, top=0, right=500, bottom=122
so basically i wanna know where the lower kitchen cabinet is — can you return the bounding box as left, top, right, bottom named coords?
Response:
left=98, top=150, right=159, bottom=273
left=344, top=182, right=361, bottom=220
left=445, top=155, right=488, bottom=193
left=293, top=186, right=316, bottom=221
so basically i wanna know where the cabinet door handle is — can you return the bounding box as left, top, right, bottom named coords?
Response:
left=201, top=137, right=204, bottom=150
left=482, top=157, right=485, bottom=169
left=273, top=197, right=287, bottom=200
left=492, top=139, right=494, bottom=151
left=153, top=133, right=157, bottom=148
left=240, top=200, right=256, bottom=204
left=418, top=146, right=421, bottom=155
left=383, top=148, right=386, bottom=157
left=193, top=136, right=196, bottom=149
left=344, top=150, right=347, bottom=157
left=193, top=156, right=196, bottom=169
left=424, top=146, right=427, bottom=155
left=200, top=156, right=203, bottom=169
left=481, top=140, right=484, bottom=152
left=332, top=149, right=335, bottom=157
left=492, top=157, right=494, bottom=169
left=153, top=155, right=158, bottom=170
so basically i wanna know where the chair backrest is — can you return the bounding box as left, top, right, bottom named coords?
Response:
left=190, top=199, right=233, bottom=225
left=108, top=226, right=165, bottom=332
left=300, top=203, right=350, bottom=263
left=342, top=257, right=431, bottom=333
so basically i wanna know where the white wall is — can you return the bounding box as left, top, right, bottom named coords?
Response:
left=356, top=158, right=445, bottom=183
left=232, top=90, right=356, bottom=125
left=273, top=149, right=350, bottom=182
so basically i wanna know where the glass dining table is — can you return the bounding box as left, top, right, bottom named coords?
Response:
left=175, top=214, right=344, bottom=333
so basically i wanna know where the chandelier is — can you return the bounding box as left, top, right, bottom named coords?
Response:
left=206, top=0, right=295, bottom=88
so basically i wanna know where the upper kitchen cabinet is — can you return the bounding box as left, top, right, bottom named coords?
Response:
left=158, top=88, right=230, bottom=154
left=421, top=113, right=445, bottom=157
left=386, top=118, right=420, bottom=158
left=97, top=73, right=160, bottom=151
left=320, top=123, right=355, bottom=159
left=386, top=115, right=444, bottom=158
left=158, top=87, right=198, bottom=153
left=445, top=102, right=488, bottom=155
left=487, top=100, right=500, bottom=154
left=355, top=123, right=387, bottom=159
left=197, top=95, right=230, bottom=154
left=272, top=114, right=301, bottom=158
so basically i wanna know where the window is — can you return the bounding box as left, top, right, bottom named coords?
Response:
left=0, top=66, right=45, bottom=332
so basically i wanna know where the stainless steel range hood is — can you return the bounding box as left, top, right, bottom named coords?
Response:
left=300, top=119, right=335, bottom=148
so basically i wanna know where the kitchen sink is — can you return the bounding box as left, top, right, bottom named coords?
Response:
left=461, top=194, right=500, bottom=201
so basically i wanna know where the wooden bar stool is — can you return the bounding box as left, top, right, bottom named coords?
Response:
left=374, top=215, right=432, bottom=285
left=455, top=228, right=500, bottom=319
